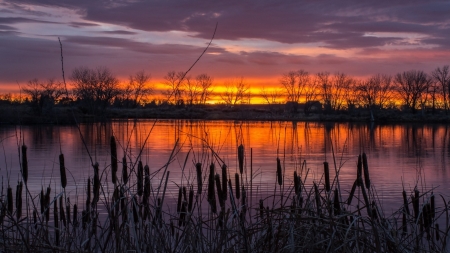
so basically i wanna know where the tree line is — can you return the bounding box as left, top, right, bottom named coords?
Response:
left=2, top=65, right=449, bottom=115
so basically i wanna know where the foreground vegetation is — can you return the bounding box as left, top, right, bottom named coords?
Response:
left=0, top=135, right=448, bottom=252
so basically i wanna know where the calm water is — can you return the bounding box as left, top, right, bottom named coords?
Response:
left=1, top=120, right=450, bottom=213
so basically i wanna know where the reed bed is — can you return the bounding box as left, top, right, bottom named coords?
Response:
left=0, top=138, right=449, bottom=252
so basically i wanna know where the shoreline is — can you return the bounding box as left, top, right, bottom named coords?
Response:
left=1, top=104, right=450, bottom=125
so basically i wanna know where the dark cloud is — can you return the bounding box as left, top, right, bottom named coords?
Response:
left=69, top=21, right=99, bottom=28
left=99, top=30, right=136, bottom=35
left=0, top=16, right=59, bottom=24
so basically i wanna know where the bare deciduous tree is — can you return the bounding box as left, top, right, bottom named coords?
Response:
left=356, top=74, right=393, bottom=110
left=196, top=74, right=213, bottom=105
left=22, top=78, right=64, bottom=114
left=394, top=70, right=431, bottom=113
left=124, top=71, right=152, bottom=107
left=318, top=72, right=352, bottom=112
left=280, top=70, right=310, bottom=103
left=220, top=78, right=249, bottom=106
left=163, top=71, right=185, bottom=105
left=72, top=66, right=120, bottom=112
left=260, top=87, right=283, bottom=104
left=432, top=65, right=450, bottom=113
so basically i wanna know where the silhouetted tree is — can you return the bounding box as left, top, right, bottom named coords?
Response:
left=432, top=66, right=450, bottom=113
left=163, top=71, right=185, bottom=105
left=196, top=74, right=213, bottom=105
left=22, top=78, right=64, bottom=114
left=123, top=71, right=152, bottom=107
left=280, top=70, right=310, bottom=103
left=220, top=78, right=249, bottom=106
left=394, top=70, right=431, bottom=114
left=318, top=72, right=351, bottom=112
left=356, top=74, right=393, bottom=110
left=260, top=87, right=283, bottom=104
left=71, top=66, right=120, bottom=113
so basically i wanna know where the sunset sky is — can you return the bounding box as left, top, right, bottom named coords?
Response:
left=1, top=0, right=450, bottom=94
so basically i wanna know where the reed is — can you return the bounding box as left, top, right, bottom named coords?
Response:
left=276, top=157, right=282, bottom=186
left=196, top=162, right=202, bottom=194
left=324, top=161, right=330, bottom=192
left=110, top=136, right=118, bottom=185
left=238, top=144, right=244, bottom=174
left=235, top=173, right=240, bottom=199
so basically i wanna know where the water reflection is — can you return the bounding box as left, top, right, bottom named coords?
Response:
left=1, top=120, right=450, bottom=211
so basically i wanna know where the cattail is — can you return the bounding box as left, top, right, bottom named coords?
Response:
left=357, top=154, right=362, bottom=186
left=93, top=163, right=100, bottom=205
left=86, top=178, right=91, bottom=212
left=45, top=186, right=51, bottom=222
left=402, top=207, right=407, bottom=235
left=132, top=196, right=139, bottom=223
left=59, top=154, right=67, bottom=189
left=241, top=185, right=246, bottom=207
left=431, top=194, right=435, bottom=219
left=324, top=162, right=330, bottom=192
left=177, top=187, right=182, bottom=213
left=54, top=199, right=59, bottom=246
left=372, top=201, right=378, bottom=220
left=82, top=210, right=87, bottom=230
left=73, top=204, right=78, bottom=227
left=179, top=201, right=187, bottom=226
left=196, top=163, right=202, bottom=194
left=235, top=173, right=240, bottom=199
left=259, top=199, right=264, bottom=218
left=16, top=181, right=22, bottom=220
left=122, top=155, right=128, bottom=185
left=333, top=188, right=340, bottom=215
left=60, top=196, right=66, bottom=227
left=21, top=144, right=28, bottom=184
left=402, top=190, right=410, bottom=215
left=294, top=171, right=300, bottom=196
left=436, top=224, right=440, bottom=241
left=313, top=182, right=321, bottom=216
left=362, top=153, right=370, bottom=189
left=40, top=188, right=44, bottom=215
left=413, top=188, right=420, bottom=221
left=221, top=164, right=227, bottom=201
left=33, top=209, right=37, bottom=228
left=137, top=161, right=144, bottom=196
left=276, top=157, right=282, bottom=186
left=347, top=179, right=357, bottom=205
left=7, top=186, right=12, bottom=214
left=238, top=144, right=244, bottom=174
left=423, top=203, right=431, bottom=229
left=144, top=165, right=151, bottom=202
left=215, top=173, right=224, bottom=208
left=66, top=200, right=71, bottom=224
left=183, top=186, right=187, bottom=201
left=208, top=163, right=215, bottom=200
left=110, top=136, right=118, bottom=185
left=188, top=186, right=194, bottom=212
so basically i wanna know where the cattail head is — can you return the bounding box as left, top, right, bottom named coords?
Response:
left=92, top=162, right=100, bottom=205
left=324, top=162, right=330, bottom=192
left=215, top=173, right=224, bottom=208
left=196, top=163, right=202, bottom=194
left=143, top=164, right=151, bottom=201
left=45, top=186, right=51, bottom=222
left=86, top=177, right=91, bottom=211
left=221, top=164, right=227, bottom=201
left=362, top=153, right=370, bottom=189
left=7, top=186, right=13, bottom=214
left=59, top=154, right=67, bottom=189
left=21, top=144, right=28, bottom=184
left=110, top=136, right=118, bottom=185
left=16, top=181, right=23, bottom=220
left=122, top=155, right=128, bottom=185
left=276, top=157, right=282, bottom=186
left=238, top=144, right=244, bottom=174
left=235, top=173, right=240, bottom=199
left=188, top=185, right=194, bottom=212
left=347, top=179, right=357, bottom=206
left=357, top=154, right=362, bottom=186
left=137, top=161, right=144, bottom=196
left=207, top=163, right=215, bottom=203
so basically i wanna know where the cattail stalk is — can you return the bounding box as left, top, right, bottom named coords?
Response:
left=362, top=153, right=371, bottom=189
left=45, top=187, right=51, bottom=222
left=60, top=196, right=66, bottom=227
left=54, top=198, right=59, bottom=246
left=7, top=186, right=13, bottom=214
left=413, top=188, right=420, bottom=221
left=333, top=188, right=340, bottom=216
left=238, top=144, right=244, bottom=174
left=207, top=163, right=217, bottom=213
left=402, top=190, right=410, bottom=215
left=188, top=186, right=194, bottom=212
left=144, top=164, right=151, bottom=203
left=324, top=162, right=330, bottom=192
left=177, top=187, right=182, bottom=213
left=21, top=144, right=28, bottom=184
left=16, top=181, right=23, bottom=220
left=347, top=179, right=357, bottom=205
left=313, top=182, right=321, bottom=216
left=59, top=154, right=67, bottom=189
left=110, top=136, right=118, bottom=185
left=92, top=163, right=100, bottom=205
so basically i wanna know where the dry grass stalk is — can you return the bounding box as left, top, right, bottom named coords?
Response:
left=59, top=153, right=67, bottom=189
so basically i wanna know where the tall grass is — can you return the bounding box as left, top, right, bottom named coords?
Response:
left=0, top=140, right=448, bottom=252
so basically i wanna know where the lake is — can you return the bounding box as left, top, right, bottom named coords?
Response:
left=1, top=120, right=449, bottom=213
